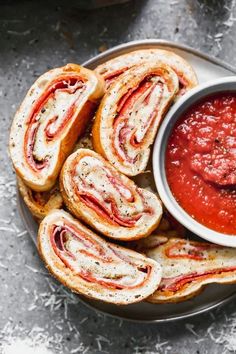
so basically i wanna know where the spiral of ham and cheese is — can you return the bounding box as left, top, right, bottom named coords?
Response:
left=95, top=48, right=198, bottom=98
left=136, top=236, right=236, bottom=303
left=9, top=64, right=104, bottom=192
left=17, top=177, right=63, bottom=221
left=60, top=149, right=162, bottom=241
left=93, top=62, right=179, bottom=176
left=38, top=209, right=162, bottom=305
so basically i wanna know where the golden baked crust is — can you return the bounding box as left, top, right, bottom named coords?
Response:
left=92, top=62, right=179, bottom=176
left=17, top=176, right=63, bottom=222
left=95, top=48, right=198, bottom=97
left=38, top=209, right=162, bottom=305
left=9, top=64, right=105, bottom=192
left=60, top=148, right=162, bottom=241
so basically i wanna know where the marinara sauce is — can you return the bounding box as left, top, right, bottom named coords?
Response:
left=166, top=92, right=236, bottom=235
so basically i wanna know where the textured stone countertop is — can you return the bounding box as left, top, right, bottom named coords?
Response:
left=0, top=1, right=236, bottom=353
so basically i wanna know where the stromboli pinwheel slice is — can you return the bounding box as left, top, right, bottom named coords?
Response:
left=92, top=62, right=179, bottom=176
left=17, top=177, right=63, bottom=221
left=134, top=236, right=236, bottom=303
left=9, top=64, right=104, bottom=192
left=95, top=48, right=198, bottom=97
left=60, top=149, right=162, bottom=241
left=38, top=210, right=162, bottom=305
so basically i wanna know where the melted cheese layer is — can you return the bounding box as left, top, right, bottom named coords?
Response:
left=74, top=156, right=146, bottom=223
left=148, top=239, right=236, bottom=279
left=55, top=228, right=149, bottom=288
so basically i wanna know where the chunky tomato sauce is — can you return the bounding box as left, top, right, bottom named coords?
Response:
left=166, top=92, right=236, bottom=235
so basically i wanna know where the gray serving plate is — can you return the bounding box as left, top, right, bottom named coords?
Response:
left=18, top=39, right=236, bottom=323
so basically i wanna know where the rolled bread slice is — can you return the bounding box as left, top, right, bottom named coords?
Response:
left=134, top=235, right=236, bottom=303
left=38, top=209, right=162, bottom=305
left=60, top=148, right=162, bottom=241
left=17, top=176, right=63, bottom=222
left=93, top=62, right=179, bottom=176
left=95, top=48, right=198, bottom=97
left=9, top=63, right=104, bottom=192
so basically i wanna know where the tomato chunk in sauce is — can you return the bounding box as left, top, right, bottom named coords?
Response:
left=166, top=92, right=236, bottom=235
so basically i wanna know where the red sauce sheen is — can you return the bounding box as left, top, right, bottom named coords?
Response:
left=166, top=92, right=236, bottom=235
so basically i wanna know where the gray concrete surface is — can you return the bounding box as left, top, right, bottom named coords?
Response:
left=0, top=0, right=236, bottom=353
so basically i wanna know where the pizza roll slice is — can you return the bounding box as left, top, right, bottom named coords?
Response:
left=60, top=149, right=162, bottom=241
left=17, top=177, right=63, bottom=222
left=38, top=209, right=162, bottom=305
left=95, top=48, right=198, bottom=97
left=135, top=236, right=236, bottom=303
left=93, top=62, right=179, bottom=176
left=9, top=64, right=104, bottom=192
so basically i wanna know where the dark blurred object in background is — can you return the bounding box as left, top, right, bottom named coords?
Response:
left=75, top=0, right=131, bottom=9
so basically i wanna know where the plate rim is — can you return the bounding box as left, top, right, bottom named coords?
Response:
left=18, top=39, right=236, bottom=323
left=78, top=290, right=236, bottom=323
left=82, top=38, right=236, bottom=74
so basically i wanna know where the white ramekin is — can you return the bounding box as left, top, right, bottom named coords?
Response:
left=153, top=76, right=236, bottom=247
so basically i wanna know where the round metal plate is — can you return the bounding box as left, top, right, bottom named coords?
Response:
left=18, top=39, right=236, bottom=323
left=18, top=194, right=236, bottom=323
